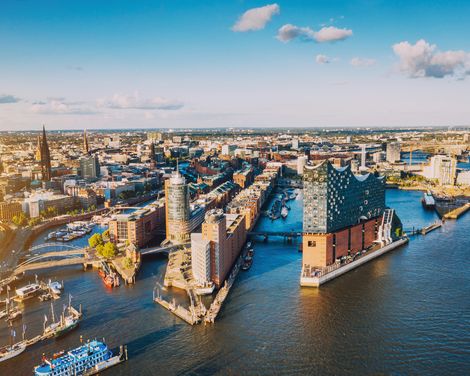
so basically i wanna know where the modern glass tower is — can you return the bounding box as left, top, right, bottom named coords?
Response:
left=165, top=168, right=190, bottom=243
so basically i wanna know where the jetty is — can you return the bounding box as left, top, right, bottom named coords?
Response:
left=443, top=203, right=470, bottom=219
left=420, top=221, right=442, bottom=235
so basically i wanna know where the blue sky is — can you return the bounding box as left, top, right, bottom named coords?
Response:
left=1, top=0, right=470, bottom=130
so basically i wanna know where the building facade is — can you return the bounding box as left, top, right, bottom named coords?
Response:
left=80, top=155, right=100, bottom=179
left=302, top=160, right=393, bottom=272
left=165, top=169, right=191, bottom=243
left=386, top=142, right=401, bottom=163
left=109, top=200, right=165, bottom=248
left=0, top=201, right=22, bottom=221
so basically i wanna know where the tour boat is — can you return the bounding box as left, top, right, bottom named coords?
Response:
left=34, top=339, right=128, bottom=376
left=422, top=191, right=436, bottom=209
left=15, top=282, right=42, bottom=301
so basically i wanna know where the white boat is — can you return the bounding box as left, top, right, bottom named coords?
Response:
left=15, top=282, right=41, bottom=301
left=48, top=280, right=63, bottom=296
left=0, top=342, right=26, bottom=363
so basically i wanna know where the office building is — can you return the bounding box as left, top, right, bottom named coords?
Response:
left=109, top=200, right=165, bottom=248
left=80, top=155, right=100, bottom=179
left=191, top=209, right=246, bottom=288
left=165, top=168, right=191, bottom=243
left=386, top=142, right=401, bottom=163
left=0, top=201, right=22, bottom=221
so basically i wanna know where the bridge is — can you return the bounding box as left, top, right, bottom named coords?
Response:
left=13, top=243, right=94, bottom=275
left=140, top=243, right=189, bottom=256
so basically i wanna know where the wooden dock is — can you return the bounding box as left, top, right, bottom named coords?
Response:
left=421, top=221, right=443, bottom=235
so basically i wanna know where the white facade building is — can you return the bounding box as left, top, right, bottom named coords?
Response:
left=422, top=155, right=457, bottom=185
left=190, top=233, right=211, bottom=285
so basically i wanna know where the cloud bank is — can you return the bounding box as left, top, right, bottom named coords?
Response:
left=277, top=24, right=352, bottom=43
left=232, top=4, right=280, bottom=32
left=31, top=99, right=97, bottom=115
left=393, top=39, right=470, bottom=79
left=0, top=94, right=21, bottom=104
left=98, top=93, right=183, bottom=110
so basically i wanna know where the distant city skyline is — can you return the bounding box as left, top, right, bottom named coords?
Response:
left=1, top=0, right=470, bottom=130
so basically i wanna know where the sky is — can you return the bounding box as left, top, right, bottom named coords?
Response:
left=1, top=0, right=470, bottom=130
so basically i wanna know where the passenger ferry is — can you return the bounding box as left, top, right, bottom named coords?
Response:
left=15, top=282, right=42, bottom=301
left=34, top=339, right=127, bottom=376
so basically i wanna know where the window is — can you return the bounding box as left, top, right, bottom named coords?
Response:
left=308, top=240, right=316, bottom=247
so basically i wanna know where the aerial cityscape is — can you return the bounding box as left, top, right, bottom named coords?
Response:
left=1, top=1, right=470, bottom=375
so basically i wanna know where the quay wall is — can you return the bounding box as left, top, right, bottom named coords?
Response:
left=300, top=237, right=409, bottom=287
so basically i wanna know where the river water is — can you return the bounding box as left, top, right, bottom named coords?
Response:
left=1, top=189, right=470, bottom=375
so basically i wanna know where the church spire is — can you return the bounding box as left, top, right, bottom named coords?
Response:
left=83, top=129, right=89, bottom=154
left=40, top=125, right=52, bottom=181
left=35, top=134, right=42, bottom=162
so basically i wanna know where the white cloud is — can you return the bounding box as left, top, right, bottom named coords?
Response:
left=350, top=57, right=376, bottom=67
left=277, top=24, right=352, bottom=43
left=314, top=26, right=352, bottom=43
left=30, top=99, right=97, bottom=115
left=392, top=39, right=470, bottom=79
left=232, top=4, right=280, bottom=32
left=0, top=94, right=21, bottom=104
left=98, top=93, right=183, bottom=110
left=316, top=54, right=333, bottom=64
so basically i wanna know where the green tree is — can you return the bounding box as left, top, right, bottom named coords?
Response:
left=95, top=244, right=104, bottom=256
left=101, top=242, right=117, bottom=258
left=28, top=217, right=41, bottom=227
left=12, top=212, right=28, bottom=227
left=88, top=233, right=103, bottom=248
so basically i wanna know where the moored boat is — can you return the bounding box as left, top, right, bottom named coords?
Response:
left=15, top=282, right=42, bottom=301
left=0, top=342, right=26, bottom=363
left=34, top=339, right=128, bottom=376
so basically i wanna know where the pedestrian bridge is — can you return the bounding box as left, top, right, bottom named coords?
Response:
left=13, top=243, right=92, bottom=275
left=140, top=243, right=188, bottom=256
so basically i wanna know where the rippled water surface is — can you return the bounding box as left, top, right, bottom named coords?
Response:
left=1, top=189, right=469, bottom=375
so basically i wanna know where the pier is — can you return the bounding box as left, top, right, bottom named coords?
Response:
left=420, top=221, right=442, bottom=235
left=443, top=203, right=470, bottom=219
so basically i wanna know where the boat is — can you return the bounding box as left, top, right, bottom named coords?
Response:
left=101, top=272, right=119, bottom=288
left=0, top=325, right=27, bottom=363
left=38, top=292, right=52, bottom=302
left=242, top=254, right=253, bottom=271
left=281, top=206, right=288, bottom=219
left=34, top=339, right=128, bottom=376
left=15, top=282, right=42, bottom=301
left=43, top=297, right=81, bottom=338
left=47, top=280, right=63, bottom=296
left=422, top=191, right=436, bottom=209
left=0, top=342, right=26, bottom=363
left=5, top=305, right=22, bottom=322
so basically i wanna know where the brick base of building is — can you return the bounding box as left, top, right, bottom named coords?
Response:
left=302, top=217, right=381, bottom=268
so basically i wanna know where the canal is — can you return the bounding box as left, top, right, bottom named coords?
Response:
left=1, top=189, right=469, bottom=375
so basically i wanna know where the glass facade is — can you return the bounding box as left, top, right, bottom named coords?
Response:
left=303, top=161, right=385, bottom=233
